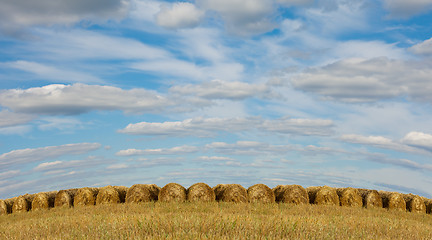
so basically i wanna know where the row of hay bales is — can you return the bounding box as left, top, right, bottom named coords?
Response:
left=1, top=183, right=432, bottom=215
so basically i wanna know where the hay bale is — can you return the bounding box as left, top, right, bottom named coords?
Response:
left=307, top=186, right=339, bottom=206
left=357, top=189, right=383, bottom=208
left=158, top=183, right=187, bottom=202
left=404, top=194, right=426, bottom=213
left=336, top=188, right=362, bottom=207
left=126, top=184, right=159, bottom=203
left=213, top=184, right=229, bottom=201
left=247, top=184, right=275, bottom=203
left=273, top=185, right=309, bottom=204
left=379, top=191, right=406, bottom=211
left=74, top=187, right=99, bottom=206
left=0, top=198, right=15, bottom=215
left=221, top=184, right=248, bottom=203
left=32, top=191, right=57, bottom=211
left=54, top=188, right=78, bottom=208
left=96, top=186, right=126, bottom=205
left=187, top=183, right=215, bottom=202
left=12, top=194, right=35, bottom=213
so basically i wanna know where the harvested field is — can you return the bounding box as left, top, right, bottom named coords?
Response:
left=273, top=185, right=309, bottom=204
left=158, top=183, right=187, bottom=202
left=55, top=189, right=78, bottom=208
left=336, top=188, right=362, bottom=207
left=74, top=188, right=99, bottom=206
left=32, top=191, right=57, bottom=211
left=247, top=184, right=275, bottom=203
left=379, top=191, right=406, bottom=211
left=220, top=184, right=248, bottom=203
left=357, top=189, right=383, bottom=208
left=12, top=194, right=35, bottom=213
left=404, top=194, right=426, bottom=213
left=186, top=183, right=215, bottom=202
left=0, top=198, right=15, bottom=215
left=126, top=184, right=159, bottom=203
left=96, top=186, right=127, bottom=205
left=307, top=186, right=339, bottom=206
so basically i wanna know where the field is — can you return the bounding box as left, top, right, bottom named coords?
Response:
left=1, top=202, right=432, bottom=239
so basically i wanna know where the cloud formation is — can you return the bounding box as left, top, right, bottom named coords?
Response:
left=156, top=2, right=204, bottom=29
left=409, top=37, right=432, bottom=56
left=383, top=0, right=432, bottom=18
left=116, top=145, right=199, bottom=156
left=0, top=110, right=34, bottom=128
left=118, top=116, right=334, bottom=136
left=291, top=57, right=432, bottom=103
left=0, top=143, right=101, bottom=167
left=0, top=84, right=171, bottom=115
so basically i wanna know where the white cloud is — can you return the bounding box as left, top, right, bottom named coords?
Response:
left=277, top=0, right=314, bottom=7
left=0, top=84, right=171, bottom=115
left=3, top=61, right=102, bottom=84
left=0, top=110, right=34, bottom=128
left=383, top=0, right=432, bottom=18
left=0, top=170, right=20, bottom=180
left=116, top=145, right=199, bottom=156
left=0, top=143, right=101, bottom=167
left=118, top=116, right=334, bottom=136
left=341, top=133, right=432, bottom=155
left=170, top=79, right=271, bottom=100
left=34, top=161, right=64, bottom=171
left=0, top=0, right=130, bottom=26
left=197, top=156, right=234, bottom=161
left=401, top=131, right=432, bottom=152
left=198, top=0, right=276, bottom=36
left=156, top=2, right=204, bottom=29
left=106, top=163, right=129, bottom=169
left=291, top=57, right=432, bottom=103
left=37, top=117, right=84, bottom=131
left=409, top=37, right=432, bottom=56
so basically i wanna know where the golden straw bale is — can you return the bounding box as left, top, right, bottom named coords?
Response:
left=54, top=189, right=78, bottom=208
left=336, top=188, right=362, bottom=207
left=273, top=185, right=309, bottom=204
left=158, top=183, right=187, bottom=202
left=113, top=186, right=128, bottom=203
left=247, top=184, right=275, bottom=203
left=74, top=187, right=99, bottom=206
left=126, top=184, right=159, bottom=203
left=307, top=186, right=339, bottom=206
left=0, top=198, right=15, bottom=215
left=379, top=191, right=406, bottom=211
left=96, top=186, right=126, bottom=205
left=213, top=184, right=229, bottom=201
left=12, top=194, right=35, bottom=213
left=221, top=184, right=248, bottom=203
left=403, top=194, right=426, bottom=213
left=357, top=189, right=383, bottom=208
left=32, top=191, right=57, bottom=211
left=187, top=183, right=215, bottom=202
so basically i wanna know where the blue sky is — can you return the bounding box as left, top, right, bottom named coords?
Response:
left=1, top=0, right=432, bottom=199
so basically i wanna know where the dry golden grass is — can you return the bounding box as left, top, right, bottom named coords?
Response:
left=1, top=201, right=431, bottom=239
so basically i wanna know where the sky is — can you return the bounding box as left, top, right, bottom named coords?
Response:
left=1, top=0, right=432, bottom=199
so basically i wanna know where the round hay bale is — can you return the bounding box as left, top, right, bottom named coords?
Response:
left=187, top=183, right=215, bottom=202
left=307, top=186, right=339, bottom=206
left=221, top=184, right=247, bottom=203
left=96, top=186, right=124, bottom=205
left=12, top=194, right=35, bottom=213
left=32, top=191, right=57, bottom=211
left=113, top=186, right=128, bottom=203
left=54, top=188, right=78, bottom=208
left=213, top=184, right=229, bottom=201
left=74, top=187, right=99, bottom=206
left=0, top=198, right=15, bottom=215
left=404, top=194, right=426, bottom=213
left=379, top=191, right=406, bottom=211
left=247, top=184, right=275, bottom=203
left=126, top=184, right=159, bottom=203
left=273, top=185, right=309, bottom=204
left=336, top=188, right=362, bottom=207
left=158, top=183, right=187, bottom=202
left=357, top=189, right=383, bottom=208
